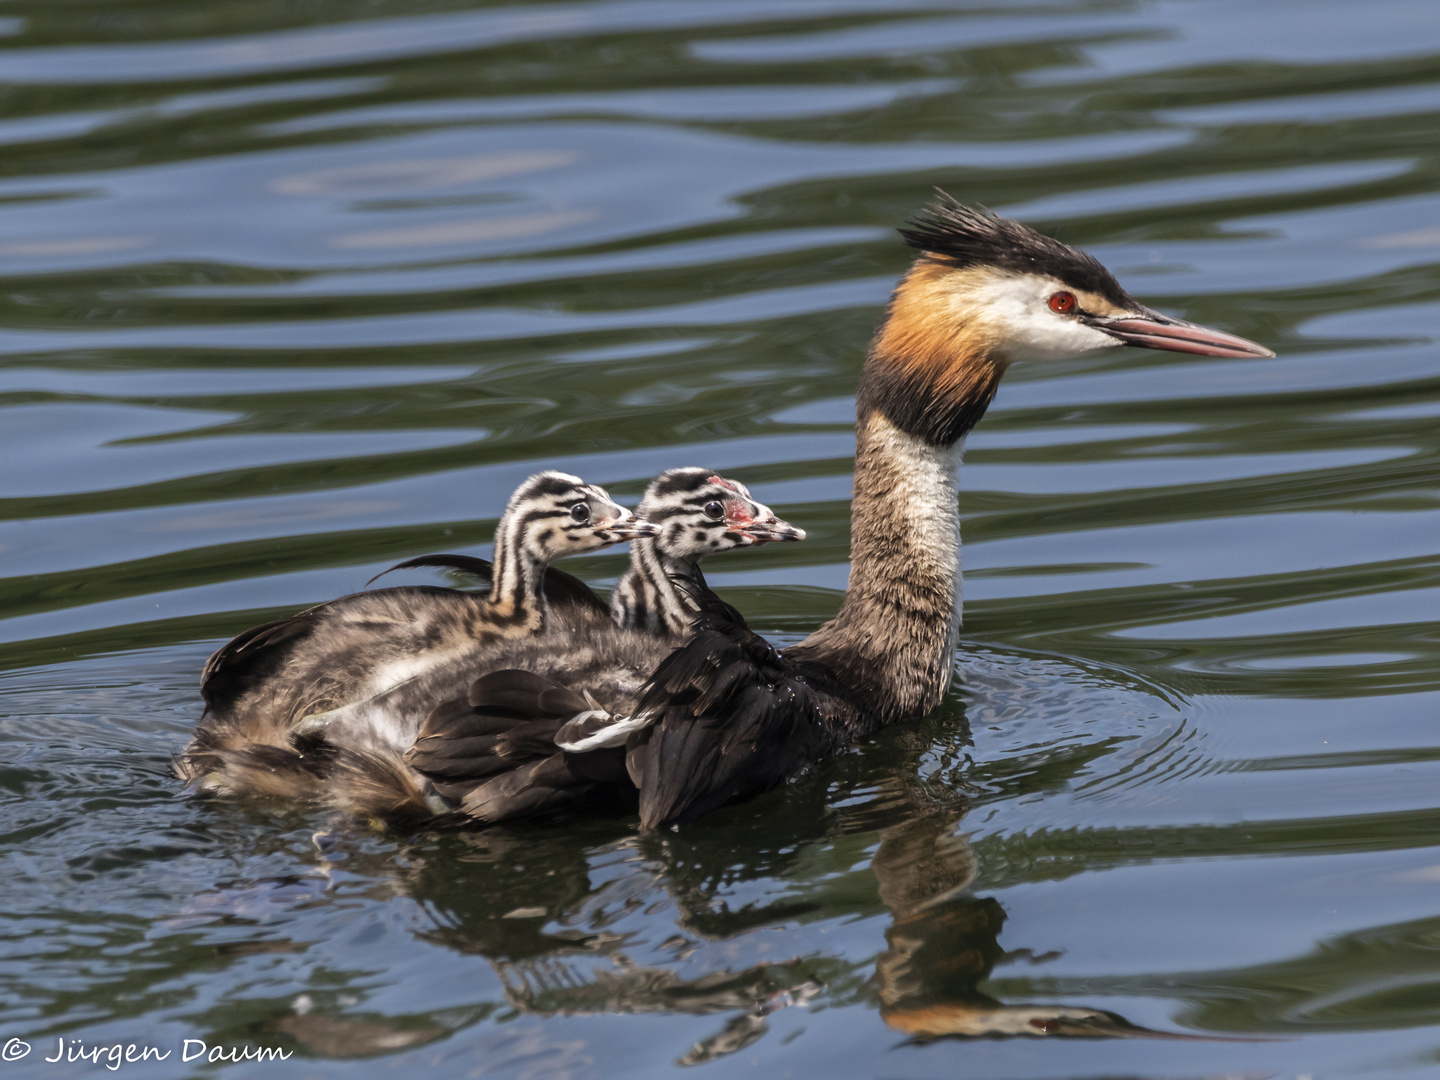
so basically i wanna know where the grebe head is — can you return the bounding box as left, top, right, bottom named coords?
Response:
left=860, top=193, right=1275, bottom=448
left=502, top=471, right=657, bottom=560
left=893, top=193, right=1275, bottom=366
left=638, top=468, right=806, bottom=559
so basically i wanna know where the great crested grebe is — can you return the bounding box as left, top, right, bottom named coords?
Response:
left=178, top=471, right=656, bottom=798
left=397, top=195, right=1274, bottom=829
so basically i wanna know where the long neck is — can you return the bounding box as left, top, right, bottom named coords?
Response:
left=485, top=516, right=548, bottom=633
left=789, top=413, right=964, bottom=722
left=787, top=259, right=1003, bottom=724
left=611, top=539, right=701, bottom=636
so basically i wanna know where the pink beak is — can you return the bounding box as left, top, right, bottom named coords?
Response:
left=1090, top=310, right=1274, bottom=359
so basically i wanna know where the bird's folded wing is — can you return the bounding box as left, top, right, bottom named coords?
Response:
left=406, top=668, right=625, bottom=822
left=630, top=611, right=831, bottom=830
left=200, top=586, right=464, bottom=714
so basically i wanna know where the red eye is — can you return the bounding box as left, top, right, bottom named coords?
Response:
left=1048, top=291, right=1076, bottom=314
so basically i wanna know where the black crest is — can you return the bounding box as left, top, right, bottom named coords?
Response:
left=899, top=192, right=1133, bottom=307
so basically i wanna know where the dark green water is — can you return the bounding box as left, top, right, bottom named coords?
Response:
left=2, top=0, right=1439, bottom=1075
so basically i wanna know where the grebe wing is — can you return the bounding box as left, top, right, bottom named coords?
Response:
left=365, top=553, right=495, bottom=586
left=200, top=608, right=330, bottom=712
left=199, top=585, right=471, bottom=715
left=404, top=669, right=625, bottom=820
left=397, top=594, right=838, bottom=829
left=629, top=604, right=834, bottom=829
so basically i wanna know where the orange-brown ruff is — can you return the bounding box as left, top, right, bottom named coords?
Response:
left=869, top=260, right=1006, bottom=428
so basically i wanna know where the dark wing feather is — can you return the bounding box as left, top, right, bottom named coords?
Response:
left=406, top=739, right=509, bottom=780
left=366, top=554, right=608, bottom=618
left=631, top=599, right=842, bottom=830
left=459, top=752, right=595, bottom=823
left=538, top=566, right=611, bottom=619
left=199, top=608, right=325, bottom=711
left=417, top=696, right=508, bottom=739
left=365, top=554, right=496, bottom=588
left=405, top=669, right=608, bottom=823
left=467, top=669, right=589, bottom=715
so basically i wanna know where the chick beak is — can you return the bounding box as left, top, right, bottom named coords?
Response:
left=1087, top=308, right=1274, bottom=359
left=741, top=515, right=807, bottom=545
left=601, top=510, right=659, bottom=543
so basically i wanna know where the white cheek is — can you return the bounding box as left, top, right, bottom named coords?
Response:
left=1010, top=316, right=1119, bottom=361
left=975, top=275, right=1123, bottom=362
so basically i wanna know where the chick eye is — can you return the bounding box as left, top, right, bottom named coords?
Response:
left=703, top=501, right=724, bottom=520
left=1048, top=291, right=1076, bottom=314
left=569, top=502, right=590, bottom=523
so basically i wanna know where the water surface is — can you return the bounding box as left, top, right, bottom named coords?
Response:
left=2, top=0, right=1440, bottom=1076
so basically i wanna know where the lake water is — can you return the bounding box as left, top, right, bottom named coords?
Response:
left=2, top=0, right=1439, bottom=1076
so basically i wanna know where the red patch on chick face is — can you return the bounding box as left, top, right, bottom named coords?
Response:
left=722, top=499, right=754, bottom=526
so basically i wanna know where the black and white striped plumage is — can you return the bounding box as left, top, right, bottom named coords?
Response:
left=177, top=472, right=654, bottom=802
left=366, top=467, right=803, bottom=639
left=611, top=468, right=804, bottom=637
left=539, top=470, right=810, bottom=759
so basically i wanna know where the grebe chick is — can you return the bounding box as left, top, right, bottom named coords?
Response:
left=367, top=468, right=804, bottom=637
left=412, top=195, right=1275, bottom=829
left=178, top=471, right=655, bottom=800
left=612, top=468, right=805, bottom=636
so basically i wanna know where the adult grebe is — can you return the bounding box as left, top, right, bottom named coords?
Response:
left=403, top=195, right=1274, bottom=828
